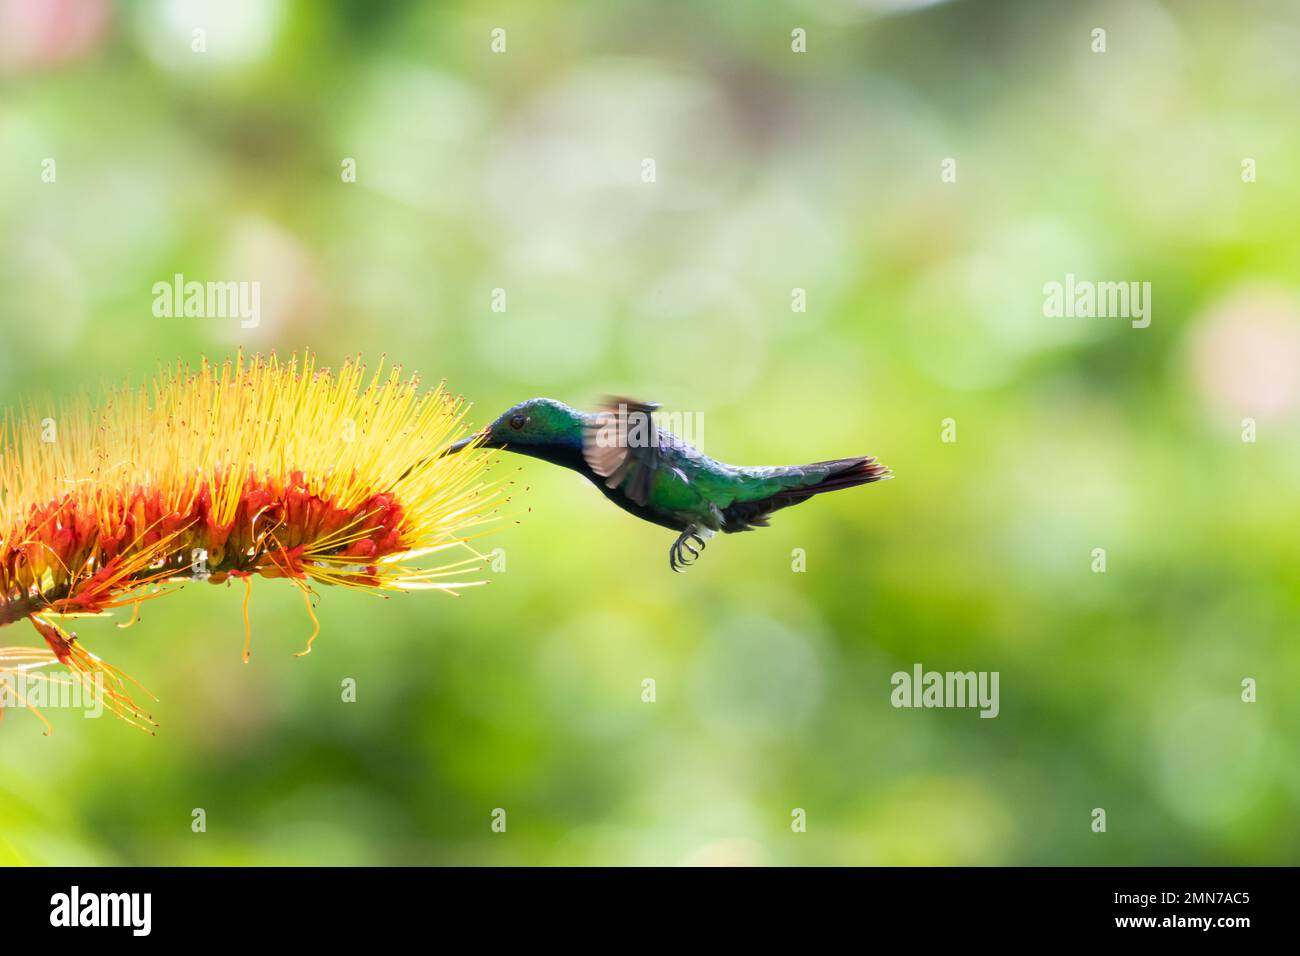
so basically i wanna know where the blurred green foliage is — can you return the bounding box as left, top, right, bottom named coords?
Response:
left=1, top=0, right=1298, bottom=865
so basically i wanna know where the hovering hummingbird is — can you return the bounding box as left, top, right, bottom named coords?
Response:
left=443, top=398, right=890, bottom=571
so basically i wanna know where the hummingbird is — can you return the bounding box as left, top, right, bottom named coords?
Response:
left=443, top=397, right=890, bottom=571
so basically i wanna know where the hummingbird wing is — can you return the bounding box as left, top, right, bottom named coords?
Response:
left=582, top=397, right=685, bottom=507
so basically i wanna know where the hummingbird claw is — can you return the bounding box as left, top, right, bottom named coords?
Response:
left=669, top=526, right=706, bottom=572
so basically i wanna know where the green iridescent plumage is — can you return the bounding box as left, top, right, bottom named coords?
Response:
left=447, top=397, right=890, bottom=571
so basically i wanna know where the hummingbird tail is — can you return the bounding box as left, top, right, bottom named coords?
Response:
left=795, top=456, right=891, bottom=495
left=722, top=456, right=891, bottom=531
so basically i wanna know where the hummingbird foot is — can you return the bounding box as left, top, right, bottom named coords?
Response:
left=669, top=526, right=707, bottom=572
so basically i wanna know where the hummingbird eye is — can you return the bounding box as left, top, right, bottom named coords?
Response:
left=508, top=413, right=528, bottom=430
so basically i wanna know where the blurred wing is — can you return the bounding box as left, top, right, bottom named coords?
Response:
left=582, top=396, right=679, bottom=506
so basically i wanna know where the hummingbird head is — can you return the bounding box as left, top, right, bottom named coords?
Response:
left=444, top=398, right=586, bottom=464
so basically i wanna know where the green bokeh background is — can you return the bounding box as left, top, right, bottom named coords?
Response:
left=2, top=0, right=1298, bottom=865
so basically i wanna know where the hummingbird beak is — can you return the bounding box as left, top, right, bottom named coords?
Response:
left=440, top=429, right=489, bottom=456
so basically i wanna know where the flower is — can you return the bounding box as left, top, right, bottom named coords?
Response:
left=0, top=351, right=502, bottom=732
